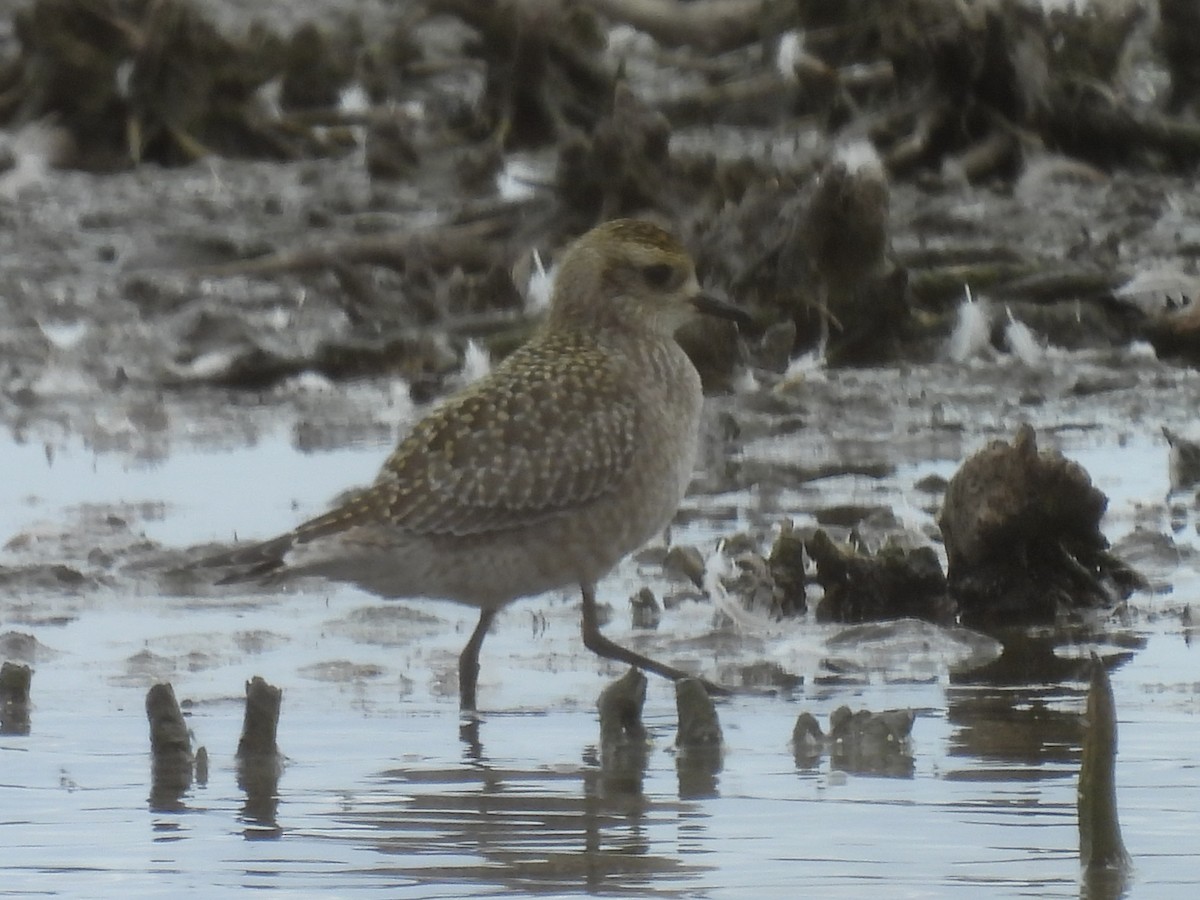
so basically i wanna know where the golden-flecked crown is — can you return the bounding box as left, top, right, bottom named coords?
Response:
left=547, top=219, right=701, bottom=334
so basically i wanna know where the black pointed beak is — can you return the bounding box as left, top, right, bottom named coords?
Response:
left=691, top=291, right=753, bottom=331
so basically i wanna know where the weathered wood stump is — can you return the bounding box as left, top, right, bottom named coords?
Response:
left=146, top=682, right=193, bottom=810
left=0, top=661, right=32, bottom=735
left=674, top=677, right=722, bottom=799
left=237, top=676, right=283, bottom=834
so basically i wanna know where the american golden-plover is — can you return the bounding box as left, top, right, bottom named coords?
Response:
left=198, top=218, right=748, bottom=709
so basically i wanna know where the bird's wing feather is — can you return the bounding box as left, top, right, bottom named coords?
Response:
left=292, top=338, right=639, bottom=542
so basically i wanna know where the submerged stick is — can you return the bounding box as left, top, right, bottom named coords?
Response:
left=1078, top=653, right=1130, bottom=871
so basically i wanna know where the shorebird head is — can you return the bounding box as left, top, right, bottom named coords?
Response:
left=548, top=219, right=749, bottom=336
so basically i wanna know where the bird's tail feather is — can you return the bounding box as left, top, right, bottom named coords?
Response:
left=187, top=533, right=296, bottom=584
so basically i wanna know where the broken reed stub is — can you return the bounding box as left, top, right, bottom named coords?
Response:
left=1078, top=653, right=1130, bottom=871
left=0, top=660, right=32, bottom=734
left=674, top=677, right=722, bottom=749
left=237, top=676, right=282, bottom=758
left=598, top=667, right=648, bottom=744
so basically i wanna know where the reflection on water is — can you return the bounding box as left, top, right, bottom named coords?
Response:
left=4, top=603, right=1198, bottom=897
left=327, top=741, right=701, bottom=895
left=238, top=754, right=283, bottom=839
left=946, top=630, right=1144, bottom=782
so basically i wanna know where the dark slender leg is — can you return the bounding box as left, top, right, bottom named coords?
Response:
left=579, top=583, right=729, bottom=695
left=460, top=608, right=497, bottom=711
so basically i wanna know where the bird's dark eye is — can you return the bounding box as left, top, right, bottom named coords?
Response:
left=642, top=263, right=674, bottom=288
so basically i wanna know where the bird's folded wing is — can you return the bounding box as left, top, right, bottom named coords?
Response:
left=294, top=344, right=639, bottom=541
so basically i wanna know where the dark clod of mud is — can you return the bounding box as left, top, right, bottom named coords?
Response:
left=806, top=530, right=952, bottom=625
left=767, top=522, right=807, bottom=618
left=717, top=523, right=809, bottom=620
left=939, top=424, right=1146, bottom=626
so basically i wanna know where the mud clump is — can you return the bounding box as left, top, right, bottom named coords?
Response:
left=793, top=705, right=915, bottom=777
left=806, top=530, right=951, bottom=625
left=939, top=424, right=1145, bottom=626
left=718, top=523, right=808, bottom=620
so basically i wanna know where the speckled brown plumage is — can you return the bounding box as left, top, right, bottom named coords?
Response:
left=296, top=334, right=638, bottom=539
left=197, top=218, right=747, bottom=709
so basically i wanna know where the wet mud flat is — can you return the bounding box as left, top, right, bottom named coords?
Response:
left=2, top=0, right=1200, bottom=896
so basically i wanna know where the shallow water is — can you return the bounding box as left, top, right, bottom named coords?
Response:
left=2, top=371, right=1200, bottom=899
